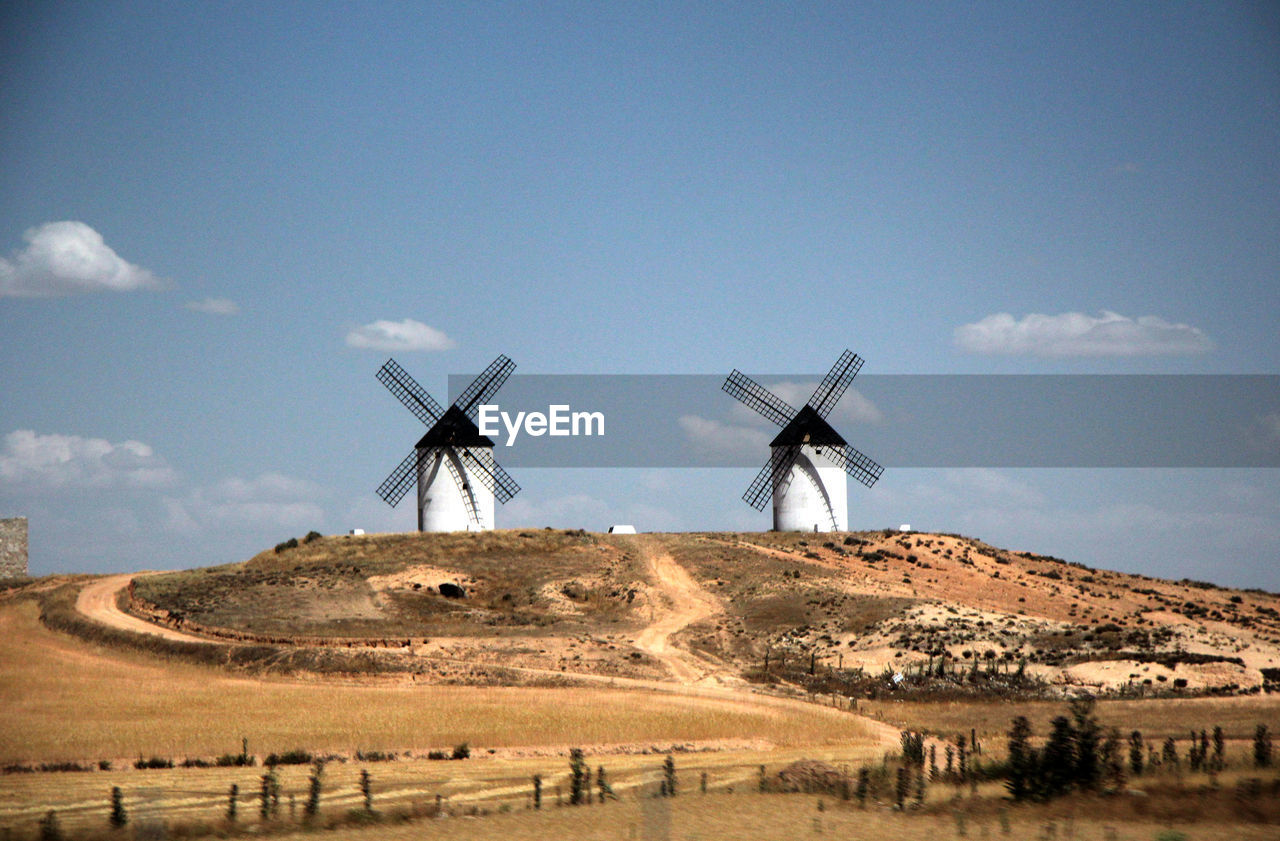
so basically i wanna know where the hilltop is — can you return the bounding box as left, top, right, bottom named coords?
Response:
left=119, top=529, right=1280, bottom=698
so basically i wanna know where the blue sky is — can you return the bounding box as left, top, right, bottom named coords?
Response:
left=1, top=2, right=1277, bottom=587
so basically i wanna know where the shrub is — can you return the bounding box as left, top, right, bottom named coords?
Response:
left=597, top=765, right=616, bottom=801
left=360, top=769, right=373, bottom=813
left=1069, top=697, right=1102, bottom=791
left=134, top=756, right=173, bottom=770
left=303, top=530, right=323, bottom=543
left=304, top=759, right=325, bottom=822
left=569, top=749, right=588, bottom=805
left=1006, top=716, right=1034, bottom=802
left=38, top=810, right=62, bottom=841
left=274, top=537, right=299, bottom=553
left=451, top=742, right=470, bottom=760
left=901, top=730, right=925, bottom=767
left=1128, top=731, right=1144, bottom=776
left=259, top=769, right=280, bottom=820
left=265, top=749, right=312, bottom=766
left=894, top=767, right=909, bottom=810
left=1039, top=717, right=1076, bottom=799
left=1255, top=724, right=1273, bottom=768
left=109, top=786, right=127, bottom=829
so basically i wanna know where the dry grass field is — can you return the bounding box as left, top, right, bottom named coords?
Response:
left=0, top=599, right=876, bottom=764
left=125, top=530, right=1280, bottom=696
left=4, top=529, right=1279, bottom=840
left=255, top=795, right=1279, bottom=841
left=862, top=695, right=1280, bottom=745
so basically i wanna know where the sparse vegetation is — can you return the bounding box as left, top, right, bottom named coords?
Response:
left=4, top=531, right=1280, bottom=840
left=108, top=785, right=126, bottom=829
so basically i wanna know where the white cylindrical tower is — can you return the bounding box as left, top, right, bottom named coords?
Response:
left=417, top=447, right=496, bottom=532
left=772, top=445, right=848, bottom=532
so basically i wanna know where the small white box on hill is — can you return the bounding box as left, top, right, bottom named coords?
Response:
left=349, top=528, right=365, bottom=536
left=608, top=524, right=637, bottom=534
left=898, top=524, right=912, bottom=532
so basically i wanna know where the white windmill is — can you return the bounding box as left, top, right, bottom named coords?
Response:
left=722, top=350, right=883, bottom=532
left=375, top=356, right=520, bottom=532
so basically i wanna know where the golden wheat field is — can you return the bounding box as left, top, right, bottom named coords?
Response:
left=4, top=536, right=1280, bottom=841
left=259, top=798, right=1278, bottom=841
left=0, top=600, right=878, bottom=764
left=861, top=696, right=1280, bottom=745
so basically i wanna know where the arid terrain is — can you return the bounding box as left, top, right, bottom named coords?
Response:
left=2, top=529, right=1278, bottom=840
left=118, top=529, right=1280, bottom=696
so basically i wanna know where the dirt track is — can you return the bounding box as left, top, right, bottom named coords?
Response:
left=633, top=547, right=726, bottom=684
left=75, top=574, right=212, bottom=644
left=69, top=542, right=902, bottom=750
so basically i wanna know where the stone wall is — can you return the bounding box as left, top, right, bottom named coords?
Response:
left=0, top=518, right=29, bottom=579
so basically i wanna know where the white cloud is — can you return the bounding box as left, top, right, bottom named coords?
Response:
left=678, top=415, right=770, bottom=457
left=162, top=472, right=327, bottom=535
left=345, top=319, right=456, bottom=352
left=0, top=430, right=177, bottom=488
left=954, top=310, right=1213, bottom=357
left=0, top=221, right=166, bottom=297
left=184, top=297, right=239, bottom=315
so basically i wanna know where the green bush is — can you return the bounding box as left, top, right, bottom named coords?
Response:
left=134, top=756, right=173, bottom=770
left=38, top=810, right=62, bottom=841
left=265, top=749, right=312, bottom=766
left=109, top=786, right=127, bottom=829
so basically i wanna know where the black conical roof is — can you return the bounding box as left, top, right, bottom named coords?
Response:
left=770, top=404, right=847, bottom=448
left=415, top=404, right=495, bottom=449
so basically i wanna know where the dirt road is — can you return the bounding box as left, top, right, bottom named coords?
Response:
left=75, top=574, right=212, bottom=644
left=69, top=547, right=901, bottom=749
left=633, top=545, right=726, bottom=684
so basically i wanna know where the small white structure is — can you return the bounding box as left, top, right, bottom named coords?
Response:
left=349, top=528, right=366, bottom=536
left=607, top=524, right=637, bottom=534
left=898, top=524, right=912, bottom=532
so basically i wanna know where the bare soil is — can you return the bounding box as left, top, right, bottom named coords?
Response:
left=89, top=529, right=1280, bottom=699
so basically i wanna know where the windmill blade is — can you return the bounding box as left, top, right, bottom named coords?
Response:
left=377, top=359, right=445, bottom=427
left=440, top=452, right=481, bottom=525
left=823, top=443, right=884, bottom=489
left=742, top=445, right=801, bottom=511
left=807, top=349, right=864, bottom=419
left=459, top=447, right=521, bottom=503
left=377, top=448, right=433, bottom=507
left=722, top=370, right=797, bottom=428
left=456, top=355, right=516, bottom=420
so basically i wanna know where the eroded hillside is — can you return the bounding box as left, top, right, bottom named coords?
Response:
left=127, top=529, right=1280, bottom=697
